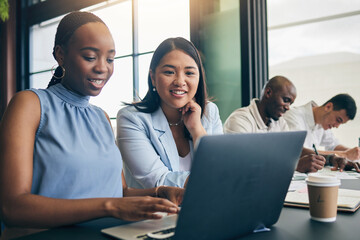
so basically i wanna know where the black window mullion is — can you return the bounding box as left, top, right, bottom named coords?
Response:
left=240, top=0, right=268, bottom=106
left=18, top=0, right=30, bottom=91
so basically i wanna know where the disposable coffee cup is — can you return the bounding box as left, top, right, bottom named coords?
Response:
left=306, top=174, right=340, bottom=222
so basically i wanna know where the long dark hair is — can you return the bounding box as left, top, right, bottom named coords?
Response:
left=47, top=11, right=106, bottom=88
left=130, top=37, right=208, bottom=117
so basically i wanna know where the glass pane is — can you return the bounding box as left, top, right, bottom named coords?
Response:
left=268, top=15, right=360, bottom=66
left=268, top=2, right=360, bottom=147
left=30, top=22, right=59, bottom=73
left=138, top=0, right=190, bottom=53
left=268, top=0, right=360, bottom=27
left=202, top=0, right=241, bottom=122
left=90, top=57, right=133, bottom=119
left=93, top=0, right=132, bottom=56
left=138, top=53, right=153, bottom=100
left=30, top=71, right=52, bottom=89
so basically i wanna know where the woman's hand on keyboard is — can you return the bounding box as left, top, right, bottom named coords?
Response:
left=107, top=196, right=180, bottom=221
left=156, top=186, right=184, bottom=206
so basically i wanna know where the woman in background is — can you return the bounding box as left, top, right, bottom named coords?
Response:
left=0, top=11, right=182, bottom=239
left=117, top=37, right=223, bottom=189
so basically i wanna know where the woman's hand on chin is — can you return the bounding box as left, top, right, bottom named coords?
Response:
left=181, top=100, right=201, bottom=129
left=181, top=100, right=206, bottom=142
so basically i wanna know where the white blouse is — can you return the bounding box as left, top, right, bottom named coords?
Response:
left=179, top=152, right=192, bottom=171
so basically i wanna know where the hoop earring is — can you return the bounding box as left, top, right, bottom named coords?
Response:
left=152, top=87, right=156, bottom=92
left=51, top=65, right=65, bottom=79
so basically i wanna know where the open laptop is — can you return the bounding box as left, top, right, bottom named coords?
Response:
left=102, top=131, right=306, bottom=240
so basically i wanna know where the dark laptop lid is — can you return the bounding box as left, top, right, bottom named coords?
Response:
left=174, top=131, right=306, bottom=240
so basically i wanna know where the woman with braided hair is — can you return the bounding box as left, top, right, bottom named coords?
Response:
left=0, top=11, right=183, bottom=239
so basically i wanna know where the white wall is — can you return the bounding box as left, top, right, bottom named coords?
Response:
left=270, top=52, right=360, bottom=148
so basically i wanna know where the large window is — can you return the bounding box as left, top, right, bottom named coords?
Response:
left=267, top=0, right=360, bottom=148
left=29, top=0, right=190, bottom=129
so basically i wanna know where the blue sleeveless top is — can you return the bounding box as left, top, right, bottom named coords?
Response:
left=30, top=83, right=123, bottom=199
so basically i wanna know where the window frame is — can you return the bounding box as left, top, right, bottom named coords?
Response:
left=23, top=0, right=191, bottom=116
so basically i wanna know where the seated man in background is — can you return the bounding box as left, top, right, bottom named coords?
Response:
left=283, top=93, right=360, bottom=172
left=224, top=75, right=326, bottom=173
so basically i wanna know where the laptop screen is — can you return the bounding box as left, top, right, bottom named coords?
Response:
left=174, top=131, right=306, bottom=240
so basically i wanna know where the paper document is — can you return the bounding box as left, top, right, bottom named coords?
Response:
left=317, top=167, right=360, bottom=180
left=288, top=180, right=306, bottom=192
left=291, top=167, right=360, bottom=182
left=292, top=172, right=307, bottom=181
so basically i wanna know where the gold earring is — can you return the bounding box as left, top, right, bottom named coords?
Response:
left=51, top=65, right=65, bottom=79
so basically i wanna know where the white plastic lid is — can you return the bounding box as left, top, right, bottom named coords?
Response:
left=306, top=173, right=341, bottom=187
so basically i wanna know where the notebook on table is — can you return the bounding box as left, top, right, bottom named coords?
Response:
left=285, top=188, right=360, bottom=212
left=102, top=131, right=306, bottom=240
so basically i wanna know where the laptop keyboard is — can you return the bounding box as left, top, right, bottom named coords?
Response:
left=136, top=227, right=175, bottom=239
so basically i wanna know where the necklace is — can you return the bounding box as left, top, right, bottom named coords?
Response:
left=169, top=119, right=183, bottom=126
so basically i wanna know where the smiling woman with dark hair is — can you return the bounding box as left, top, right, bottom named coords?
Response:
left=117, top=37, right=223, bottom=189
left=0, top=11, right=183, bottom=240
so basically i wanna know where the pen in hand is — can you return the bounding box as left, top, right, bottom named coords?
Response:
left=313, top=143, right=328, bottom=170
left=312, top=144, right=319, bottom=155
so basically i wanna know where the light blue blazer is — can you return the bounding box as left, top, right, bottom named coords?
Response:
left=116, top=102, right=223, bottom=188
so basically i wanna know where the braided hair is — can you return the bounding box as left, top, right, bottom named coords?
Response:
left=47, top=11, right=106, bottom=88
